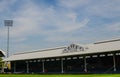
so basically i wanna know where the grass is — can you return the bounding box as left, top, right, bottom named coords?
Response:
left=0, top=74, right=120, bottom=77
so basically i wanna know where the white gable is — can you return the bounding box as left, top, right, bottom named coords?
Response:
left=0, top=49, right=5, bottom=57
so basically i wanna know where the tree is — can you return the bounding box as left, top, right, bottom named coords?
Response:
left=0, top=57, right=2, bottom=69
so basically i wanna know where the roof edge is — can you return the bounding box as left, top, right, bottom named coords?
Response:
left=14, top=46, right=66, bottom=55
left=94, top=38, right=120, bottom=44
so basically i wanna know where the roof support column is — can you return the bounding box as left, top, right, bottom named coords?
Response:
left=61, top=58, right=64, bottom=73
left=84, top=56, right=87, bottom=72
left=14, top=62, right=16, bottom=73
left=113, top=53, right=116, bottom=72
left=26, top=61, right=29, bottom=73
left=42, top=60, right=45, bottom=73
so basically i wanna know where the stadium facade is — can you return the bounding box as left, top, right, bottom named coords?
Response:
left=3, top=38, right=120, bottom=73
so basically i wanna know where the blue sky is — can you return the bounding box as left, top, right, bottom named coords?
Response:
left=0, top=0, right=120, bottom=55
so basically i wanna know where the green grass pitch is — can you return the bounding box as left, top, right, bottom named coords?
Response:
left=0, top=74, right=120, bottom=77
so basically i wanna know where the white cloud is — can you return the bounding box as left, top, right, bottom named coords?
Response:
left=0, top=0, right=16, bottom=13
left=85, top=0, right=120, bottom=18
left=11, top=43, right=34, bottom=54
left=56, top=18, right=89, bottom=32
left=45, top=35, right=83, bottom=43
left=58, top=0, right=90, bottom=9
left=107, top=22, right=120, bottom=31
left=0, top=0, right=90, bottom=43
left=58, top=0, right=120, bottom=18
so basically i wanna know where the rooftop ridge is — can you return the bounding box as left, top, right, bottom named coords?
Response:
left=94, top=38, right=120, bottom=44
left=14, top=46, right=66, bottom=55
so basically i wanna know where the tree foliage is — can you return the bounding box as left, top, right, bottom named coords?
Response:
left=0, top=57, right=3, bottom=68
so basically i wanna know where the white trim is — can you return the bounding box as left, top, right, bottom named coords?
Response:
left=73, top=57, right=77, bottom=59
left=116, top=53, right=120, bottom=55
left=56, top=58, right=60, bottom=61
left=107, top=53, right=113, bottom=56
left=92, top=55, right=98, bottom=58
left=100, top=54, right=105, bottom=57
left=67, top=57, right=71, bottom=60
left=37, top=60, right=41, bottom=62
left=86, top=56, right=90, bottom=58
left=51, top=59, right=55, bottom=61
left=46, top=59, right=50, bottom=61
left=79, top=57, right=83, bottom=59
